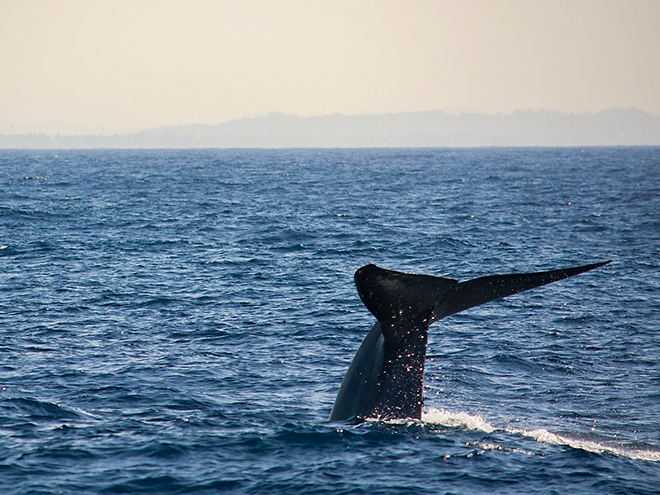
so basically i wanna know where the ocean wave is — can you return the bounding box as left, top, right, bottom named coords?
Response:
left=2, top=397, right=98, bottom=421
left=422, top=407, right=497, bottom=433
left=509, top=427, right=660, bottom=462
left=422, top=407, right=660, bottom=462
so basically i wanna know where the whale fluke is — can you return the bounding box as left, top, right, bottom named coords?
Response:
left=432, top=260, right=611, bottom=320
left=329, top=260, right=610, bottom=422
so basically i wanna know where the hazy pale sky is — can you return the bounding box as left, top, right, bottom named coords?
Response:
left=1, top=0, right=659, bottom=131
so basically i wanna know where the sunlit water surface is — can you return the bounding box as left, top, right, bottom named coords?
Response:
left=1, top=148, right=658, bottom=493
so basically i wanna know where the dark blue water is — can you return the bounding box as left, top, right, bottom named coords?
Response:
left=1, top=148, right=658, bottom=494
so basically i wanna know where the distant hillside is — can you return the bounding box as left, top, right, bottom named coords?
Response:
left=1, top=109, right=659, bottom=148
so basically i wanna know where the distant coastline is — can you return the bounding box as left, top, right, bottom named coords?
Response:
left=1, top=108, right=659, bottom=149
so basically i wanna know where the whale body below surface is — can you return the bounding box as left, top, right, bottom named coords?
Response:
left=329, top=261, right=611, bottom=422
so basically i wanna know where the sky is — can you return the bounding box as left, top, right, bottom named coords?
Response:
left=1, top=0, right=659, bottom=133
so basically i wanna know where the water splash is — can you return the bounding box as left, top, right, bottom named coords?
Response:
left=422, top=407, right=497, bottom=433
left=422, top=407, right=660, bottom=462
left=507, top=427, right=660, bottom=462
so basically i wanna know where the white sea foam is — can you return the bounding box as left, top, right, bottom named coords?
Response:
left=422, top=407, right=660, bottom=462
left=422, top=407, right=497, bottom=433
left=507, top=427, right=660, bottom=462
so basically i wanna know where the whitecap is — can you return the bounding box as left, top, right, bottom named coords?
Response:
left=506, top=426, right=660, bottom=462
left=421, top=407, right=660, bottom=462
left=422, top=407, right=497, bottom=433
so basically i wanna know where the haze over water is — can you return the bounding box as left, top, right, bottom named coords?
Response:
left=2, top=0, right=659, bottom=135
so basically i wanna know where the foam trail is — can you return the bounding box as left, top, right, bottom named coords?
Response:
left=507, top=427, right=660, bottom=462
left=422, top=408, right=660, bottom=462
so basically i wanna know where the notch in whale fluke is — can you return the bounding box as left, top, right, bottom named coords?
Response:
left=354, top=263, right=458, bottom=333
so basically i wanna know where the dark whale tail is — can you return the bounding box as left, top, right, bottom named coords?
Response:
left=433, top=260, right=611, bottom=320
left=330, top=260, right=610, bottom=422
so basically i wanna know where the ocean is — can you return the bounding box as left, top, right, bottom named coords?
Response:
left=0, top=147, right=658, bottom=494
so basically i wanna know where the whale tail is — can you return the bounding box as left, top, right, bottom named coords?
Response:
left=433, top=260, right=611, bottom=320
left=355, top=261, right=611, bottom=328
left=330, top=260, right=610, bottom=422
